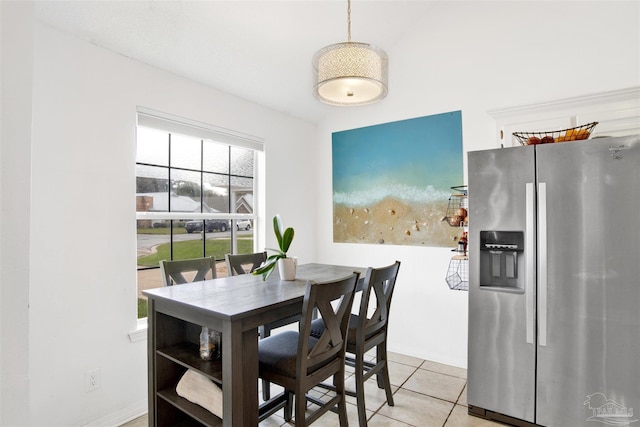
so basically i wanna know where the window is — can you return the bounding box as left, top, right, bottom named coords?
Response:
left=135, top=109, right=262, bottom=319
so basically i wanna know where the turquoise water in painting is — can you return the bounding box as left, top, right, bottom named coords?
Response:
left=332, top=111, right=463, bottom=206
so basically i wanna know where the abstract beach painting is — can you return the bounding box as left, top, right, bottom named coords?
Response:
left=332, top=111, right=463, bottom=247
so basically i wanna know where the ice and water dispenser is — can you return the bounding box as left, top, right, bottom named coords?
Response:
left=479, top=231, right=524, bottom=291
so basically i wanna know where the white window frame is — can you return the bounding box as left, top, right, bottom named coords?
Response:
left=135, top=107, right=263, bottom=235
left=130, top=108, right=264, bottom=337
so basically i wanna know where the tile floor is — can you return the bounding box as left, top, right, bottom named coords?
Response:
left=122, top=351, right=504, bottom=427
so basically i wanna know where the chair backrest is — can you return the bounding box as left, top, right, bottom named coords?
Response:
left=357, top=261, right=401, bottom=342
left=159, top=256, right=217, bottom=286
left=297, top=272, right=360, bottom=380
left=225, top=252, right=267, bottom=276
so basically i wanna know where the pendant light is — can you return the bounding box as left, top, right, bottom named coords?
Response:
left=312, top=0, right=388, bottom=106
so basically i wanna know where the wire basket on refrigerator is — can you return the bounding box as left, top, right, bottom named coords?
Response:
left=444, top=185, right=468, bottom=227
left=512, top=122, right=598, bottom=146
left=446, top=255, right=468, bottom=291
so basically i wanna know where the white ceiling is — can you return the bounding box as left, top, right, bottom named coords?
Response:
left=34, top=1, right=437, bottom=123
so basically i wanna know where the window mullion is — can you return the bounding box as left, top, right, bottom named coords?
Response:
left=168, top=133, right=174, bottom=261
left=201, top=139, right=206, bottom=258
left=229, top=146, right=238, bottom=254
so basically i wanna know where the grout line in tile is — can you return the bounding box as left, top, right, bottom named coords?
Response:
left=417, top=364, right=468, bottom=381
left=396, top=362, right=423, bottom=391
left=441, top=381, right=468, bottom=427
left=442, top=402, right=456, bottom=427
left=367, top=362, right=423, bottom=426
left=455, top=382, right=467, bottom=405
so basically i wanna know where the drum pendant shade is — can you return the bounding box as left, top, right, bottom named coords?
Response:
left=312, top=0, right=388, bottom=106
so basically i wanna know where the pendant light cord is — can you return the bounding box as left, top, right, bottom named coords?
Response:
left=347, top=0, right=352, bottom=42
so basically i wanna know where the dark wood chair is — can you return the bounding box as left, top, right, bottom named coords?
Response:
left=225, top=251, right=302, bottom=401
left=159, top=256, right=217, bottom=286
left=310, top=261, right=401, bottom=427
left=257, top=272, right=360, bottom=427
left=225, top=251, right=267, bottom=276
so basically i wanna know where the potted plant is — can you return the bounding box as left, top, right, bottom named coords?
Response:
left=253, top=214, right=296, bottom=280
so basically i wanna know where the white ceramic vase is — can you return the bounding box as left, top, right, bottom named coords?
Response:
left=278, top=257, right=297, bottom=281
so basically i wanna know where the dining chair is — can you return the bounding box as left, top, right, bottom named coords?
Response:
left=225, top=251, right=301, bottom=401
left=257, top=272, right=360, bottom=427
left=310, top=261, right=401, bottom=427
left=159, top=256, right=217, bottom=286
left=224, top=251, right=267, bottom=276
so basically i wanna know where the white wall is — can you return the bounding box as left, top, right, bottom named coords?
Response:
left=314, top=1, right=640, bottom=368
left=25, top=20, right=316, bottom=427
left=1, top=1, right=638, bottom=425
left=1, top=2, right=34, bottom=425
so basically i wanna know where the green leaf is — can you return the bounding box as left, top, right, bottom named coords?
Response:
left=266, top=253, right=284, bottom=262
left=280, top=227, right=294, bottom=254
left=253, top=214, right=294, bottom=280
left=265, top=248, right=284, bottom=257
left=273, top=215, right=283, bottom=248
left=252, top=257, right=278, bottom=280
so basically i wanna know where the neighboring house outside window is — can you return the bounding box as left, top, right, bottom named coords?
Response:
left=135, top=109, right=261, bottom=319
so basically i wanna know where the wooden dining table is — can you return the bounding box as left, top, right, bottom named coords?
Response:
left=144, top=262, right=366, bottom=427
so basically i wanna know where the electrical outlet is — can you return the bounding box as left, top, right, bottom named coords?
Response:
left=85, top=368, right=101, bottom=392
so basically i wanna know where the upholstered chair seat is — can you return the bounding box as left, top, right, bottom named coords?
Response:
left=257, top=273, right=360, bottom=427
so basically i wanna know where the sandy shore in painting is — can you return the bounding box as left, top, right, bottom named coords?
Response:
left=333, top=197, right=461, bottom=247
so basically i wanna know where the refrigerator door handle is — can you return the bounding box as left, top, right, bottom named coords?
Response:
left=525, top=183, right=535, bottom=344
left=538, top=182, right=548, bottom=347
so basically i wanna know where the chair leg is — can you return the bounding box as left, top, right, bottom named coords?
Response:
left=354, top=351, right=368, bottom=427
left=260, top=324, right=271, bottom=401
left=295, top=388, right=307, bottom=427
left=284, top=390, right=293, bottom=422
left=334, top=372, right=349, bottom=427
left=377, top=343, right=394, bottom=406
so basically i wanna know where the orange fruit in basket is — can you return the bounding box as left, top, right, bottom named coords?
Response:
left=448, top=215, right=462, bottom=226
left=541, top=136, right=555, bottom=144
left=576, top=129, right=590, bottom=140
left=565, top=128, right=576, bottom=137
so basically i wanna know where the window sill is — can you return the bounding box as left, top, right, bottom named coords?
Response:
left=128, top=318, right=147, bottom=343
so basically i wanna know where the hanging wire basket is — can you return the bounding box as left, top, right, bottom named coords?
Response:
left=445, top=255, right=468, bottom=291
left=443, top=185, right=468, bottom=227
left=513, top=122, right=598, bottom=146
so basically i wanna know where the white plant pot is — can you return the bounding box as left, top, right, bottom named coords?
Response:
left=278, top=257, right=297, bottom=281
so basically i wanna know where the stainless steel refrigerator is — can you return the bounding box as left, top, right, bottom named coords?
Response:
left=467, top=135, right=640, bottom=427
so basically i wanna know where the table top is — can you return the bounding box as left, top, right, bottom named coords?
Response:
left=143, top=263, right=365, bottom=321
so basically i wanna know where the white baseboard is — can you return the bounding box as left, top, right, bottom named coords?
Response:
left=82, top=399, right=147, bottom=427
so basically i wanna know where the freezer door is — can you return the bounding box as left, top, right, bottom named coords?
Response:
left=468, top=146, right=537, bottom=422
left=536, top=135, right=640, bottom=426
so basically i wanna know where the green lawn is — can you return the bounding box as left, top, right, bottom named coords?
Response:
left=137, top=238, right=255, bottom=267
left=137, top=237, right=255, bottom=318
left=138, top=298, right=148, bottom=318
